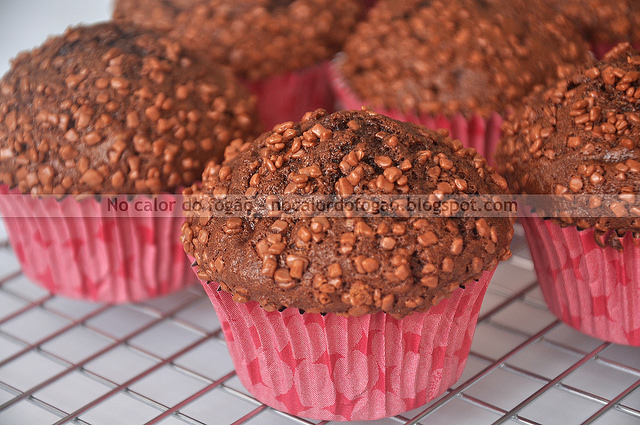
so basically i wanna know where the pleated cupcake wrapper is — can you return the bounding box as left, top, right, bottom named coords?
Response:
left=522, top=216, right=640, bottom=346
left=0, top=185, right=195, bottom=303
left=328, top=59, right=503, bottom=164
left=198, top=270, right=493, bottom=421
left=590, top=41, right=640, bottom=60
left=243, top=61, right=335, bottom=130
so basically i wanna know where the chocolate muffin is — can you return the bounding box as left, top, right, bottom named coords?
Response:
left=496, top=42, right=640, bottom=246
left=0, top=22, right=259, bottom=303
left=0, top=22, right=259, bottom=195
left=182, top=108, right=514, bottom=317
left=495, top=43, right=640, bottom=346
left=338, top=0, right=587, bottom=119
left=112, top=0, right=362, bottom=82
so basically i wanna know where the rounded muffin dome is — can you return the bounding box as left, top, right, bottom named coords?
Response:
left=340, top=0, right=588, bottom=118
left=496, top=43, right=640, bottom=247
left=0, top=22, right=260, bottom=195
left=113, top=0, right=363, bottom=81
left=182, top=108, right=514, bottom=317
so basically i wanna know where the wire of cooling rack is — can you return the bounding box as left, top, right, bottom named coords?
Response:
left=1, top=222, right=640, bottom=425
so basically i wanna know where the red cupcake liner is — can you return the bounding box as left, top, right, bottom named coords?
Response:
left=590, top=41, right=640, bottom=60
left=328, top=59, right=503, bottom=164
left=243, top=61, right=336, bottom=130
left=199, top=271, right=493, bottom=421
left=522, top=216, right=640, bottom=346
left=0, top=186, right=196, bottom=303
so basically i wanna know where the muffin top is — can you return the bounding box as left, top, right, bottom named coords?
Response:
left=113, top=0, right=362, bottom=81
left=496, top=43, right=640, bottom=247
left=182, top=109, right=514, bottom=317
left=557, top=0, right=640, bottom=44
left=0, top=22, right=260, bottom=195
left=340, top=0, right=588, bottom=118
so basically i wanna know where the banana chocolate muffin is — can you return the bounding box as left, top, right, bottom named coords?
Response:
left=495, top=43, right=640, bottom=346
left=0, top=22, right=259, bottom=303
left=181, top=108, right=514, bottom=420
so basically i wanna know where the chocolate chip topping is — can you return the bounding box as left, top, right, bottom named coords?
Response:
left=496, top=43, right=640, bottom=247
left=340, top=0, right=588, bottom=118
left=557, top=0, right=640, bottom=44
left=182, top=109, right=514, bottom=317
left=113, top=0, right=362, bottom=81
left=0, top=22, right=260, bottom=195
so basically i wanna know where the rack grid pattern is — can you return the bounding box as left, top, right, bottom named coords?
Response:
left=1, top=222, right=640, bottom=425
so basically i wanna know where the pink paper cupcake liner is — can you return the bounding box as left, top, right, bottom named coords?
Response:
left=590, top=42, right=640, bottom=60
left=199, top=270, right=494, bottom=421
left=328, top=59, right=503, bottom=164
left=521, top=216, right=640, bottom=346
left=243, top=61, right=336, bottom=130
left=0, top=185, right=196, bottom=303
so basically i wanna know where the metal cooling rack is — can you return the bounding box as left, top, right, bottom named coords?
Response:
left=1, top=221, right=640, bottom=425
